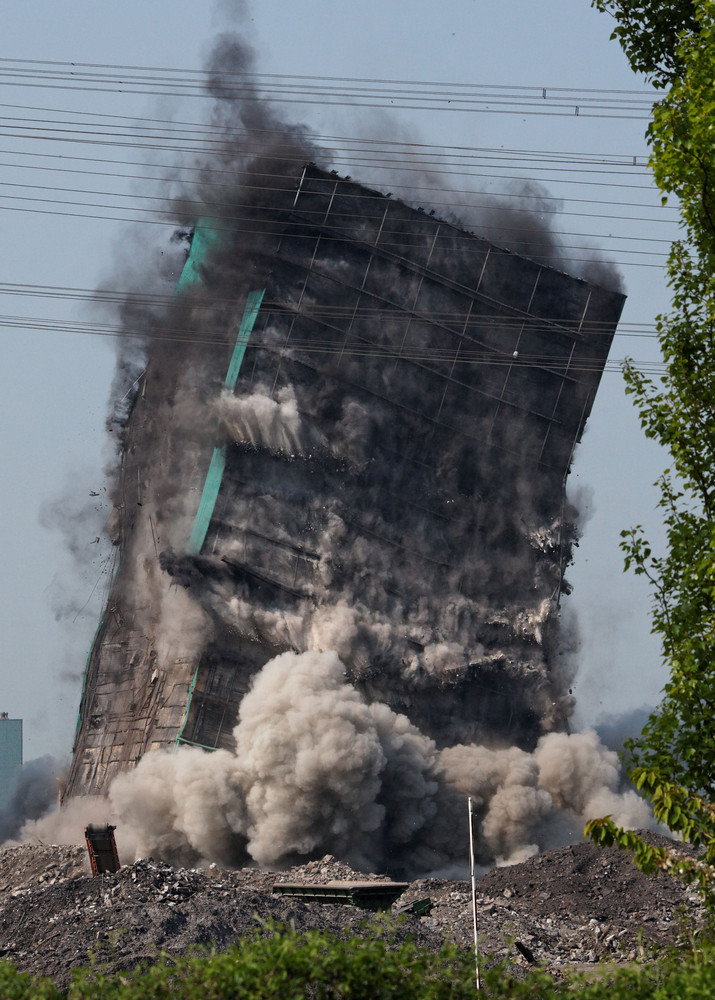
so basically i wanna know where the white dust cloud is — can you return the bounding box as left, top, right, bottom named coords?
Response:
left=217, top=385, right=312, bottom=456
left=20, top=650, right=652, bottom=874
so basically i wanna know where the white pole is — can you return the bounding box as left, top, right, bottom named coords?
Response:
left=468, top=796, right=481, bottom=991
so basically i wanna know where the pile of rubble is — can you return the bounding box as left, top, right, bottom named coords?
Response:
left=0, top=833, right=704, bottom=990
left=0, top=845, right=437, bottom=991
left=402, top=836, right=703, bottom=968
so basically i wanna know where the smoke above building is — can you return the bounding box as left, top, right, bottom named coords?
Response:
left=22, top=32, right=652, bottom=874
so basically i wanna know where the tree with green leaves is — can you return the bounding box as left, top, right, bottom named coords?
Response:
left=585, top=0, right=715, bottom=912
left=591, top=0, right=700, bottom=85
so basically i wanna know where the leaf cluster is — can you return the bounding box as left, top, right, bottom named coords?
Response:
left=590, top=0, right=700, bottom=85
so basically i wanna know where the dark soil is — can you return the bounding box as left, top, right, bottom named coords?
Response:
left=0, top=832, right=704, bottom=992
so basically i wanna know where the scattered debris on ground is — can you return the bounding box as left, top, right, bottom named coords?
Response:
left=0, top=832, right=703, bottom=991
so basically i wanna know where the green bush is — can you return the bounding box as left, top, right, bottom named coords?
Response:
left=64, top=921, right=480, bottom=999
left=5, top=923, right=715, bottom=998
left=0, top=961, right=62, bottom=999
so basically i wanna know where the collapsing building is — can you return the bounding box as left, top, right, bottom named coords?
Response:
left=66, top=163, right=624, bottom=828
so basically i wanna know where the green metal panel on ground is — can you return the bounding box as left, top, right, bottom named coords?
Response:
left=272, top=881, right=410, bottom=911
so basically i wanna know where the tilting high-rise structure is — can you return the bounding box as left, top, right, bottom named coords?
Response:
left=67, top=164, right=624, bottom=798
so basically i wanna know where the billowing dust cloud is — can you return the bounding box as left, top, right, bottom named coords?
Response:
left=19, top=24, right=645, bottom=875
left=24, top=652, right=649, bottom=874
left=107, top=653, right=648, bottom=873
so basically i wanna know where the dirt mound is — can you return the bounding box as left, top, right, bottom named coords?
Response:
left=404, top=832, right=703, bottom=967
left=0, top=849, right=437, bottom=991
left=0, top=834, right=704, bottom=990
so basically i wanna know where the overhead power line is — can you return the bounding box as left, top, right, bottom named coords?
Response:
left=0, top=284, right=659, bottom=337
left=0, top=113, right=655, bottom=177
left=0, top=58, right=659, bottom=118
left=0, top=101, right=655, bottom=166
left=0, top=96, right=674, bottom=220
left=0, top=156, right=679, bottom=227
left=0, top=180, right=675, bottom=247
left=0, top=62, right=675, bottom=275
left=0, top=129, right=660, bottom=189
left=0, top=131, right=677, bottom=269
left=0, top=311, right=665, bottom=375
left=0, top=57, right=659, bottom=96
left=0, top=199, right=670, bottom=267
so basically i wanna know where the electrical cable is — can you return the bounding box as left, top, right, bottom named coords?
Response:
left=0, top=285, right=662, bottom=337
left=0, top=311, right=665, bottom=374
left=0, top=181, right=676, bottom=248
left=0, top=58, right=659, bottom=119
left=0, top=62, right=678, bottom=291
left=0, top=282, right=661, bottom=332
left=0, top=144, right=674, bottom=207
left=1, top=100, right=657, bottom=167
left=0, top=118, right=656, bottom=178
left=0, top=159, right=679, bottom=228
left=0, top=200, right=671, bottom=266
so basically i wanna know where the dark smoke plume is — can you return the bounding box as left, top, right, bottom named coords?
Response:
left=0, top=757, right=63, bottom=844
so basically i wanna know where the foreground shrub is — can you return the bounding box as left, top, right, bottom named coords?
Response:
left=66, top=923, right=478, bottom=999
left=5, top=922, right=715, bottom=998
left=0, top=961, right=61, bottom=999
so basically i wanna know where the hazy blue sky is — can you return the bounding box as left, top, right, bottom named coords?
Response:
left=1, top=0, right=672, bottom=760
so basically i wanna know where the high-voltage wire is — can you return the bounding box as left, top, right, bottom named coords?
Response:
left=0, top=117, right=655, bottom=179
left=0, top=199, right=672, bottom=267
left=0, top=178, right=674, bottom=260
left=0, top=281, right=663, bottom=333
left=2, top=103, right=655, bottom=162
left=0, top=181, right=674, bottom=249
left=1, top=101, right=657, bottom=167
left=0, top=148, right=671, bottom=214
left=0, top=58, right=658, bottom=118
left=0, top=57, right=658, bottom=98
left=0, top=311, right=667, bottom=375
left=0, top=68, right=676, bottom=274
left=0, top=87, right=655, bottom=119
left=0, top=143, right=674, bottom=208
left=0, top=200, right=672, bottom=268
left=0, top=284, right=663, bottom=338
left=1, top=137, right=665, bottom=197
left=0, top=158, right=678, bottom=227
left=0, top=136, right=661, bottom=191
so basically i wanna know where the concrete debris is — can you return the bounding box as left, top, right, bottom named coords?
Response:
left=0, top=833, right=704, bottom=990
left=400, top=833, right=704, bottom=970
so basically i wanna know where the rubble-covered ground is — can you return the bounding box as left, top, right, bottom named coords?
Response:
left=0, top=833, right=703, bottom=992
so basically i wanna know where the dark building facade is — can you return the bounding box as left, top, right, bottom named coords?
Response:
left=67, top=164, right=624, bottom=798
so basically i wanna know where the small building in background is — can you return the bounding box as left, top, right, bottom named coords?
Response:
left=0, top=714, right=22, bottom=811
